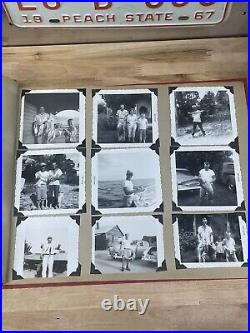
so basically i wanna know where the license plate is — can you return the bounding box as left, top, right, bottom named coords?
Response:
left=3, top=2, right=230, bottom=28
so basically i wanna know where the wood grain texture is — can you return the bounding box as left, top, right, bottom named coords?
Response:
left=3, top=279, right=248, bottom=330
left=2, top=37, right=247, bottom=88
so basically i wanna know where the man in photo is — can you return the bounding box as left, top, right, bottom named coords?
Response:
left=32, top=106, right=49, bottom=144
left=116, top=104, right=128, bottom=142
left=138, top=112, right=148, bottom=143
left=64, top=119, right=78, bottom=143
left=223, top=232, right=238, bottom=262
left=35, top=163, right=50, bottom=210
left=197, top=217, right=215, bottom=263
left=48, top=162, right=63, bottom=209
left=199, top=161, right=216, bottom=205
left=127, top=107, right=138, bottom=142
left=120, top=233, right=133, bottom=272
left=190, top=103, right=206, bottom=137
left=123, top=170, right=136, bottom=207
left=41, top=236, right=58, bottom=278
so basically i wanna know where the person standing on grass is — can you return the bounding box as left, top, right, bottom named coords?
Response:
left=48, top=162, right=63, bottom=209
left=35, top=163, right=50, bottom=210
left=120, top=233, right=133, bottom=272
left=116, top=104, right=128, bottom=142
left=127, top=107, right=138, bottom=142
left=199, top=161, right=216, bottom=205
left=138, top=112, right=148, bottom=143
left=190, top=103, right=206, bottom=137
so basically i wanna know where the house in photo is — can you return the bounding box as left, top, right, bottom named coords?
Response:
left=95, top=222, right=124, bottom=250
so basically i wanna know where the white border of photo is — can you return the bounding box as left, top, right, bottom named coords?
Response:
left=170, top=86, right=238, bottom=146
left=13, top=216, right=80, bottom=279
left=14, top=149, right=85, bottom=216
left=173, top=215, right=248, bottom=269
left=92, top=89, right=159, bottom=149
left=171, top=146, right=244, bottom=212
left=92, top=148, right=163, bottom=214
left=91, top=215, right=165, bottom=274
left=19, top=89, right=85, bottom=150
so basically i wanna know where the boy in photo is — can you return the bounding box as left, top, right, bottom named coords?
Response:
left=120, top=233, right=134, bottom=272
left=198, top=162, right=216, bottom=205
left=138, top=112, right=148, bottom=143
left=190, top=103, right=206, bottom=137
left=223, top=232, right=238, bottom=262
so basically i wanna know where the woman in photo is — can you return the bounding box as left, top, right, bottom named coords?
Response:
left=127, top=107, right=138, bottom=143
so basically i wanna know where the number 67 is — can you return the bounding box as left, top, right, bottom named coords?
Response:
left=194, top=10, right=215, bottom=20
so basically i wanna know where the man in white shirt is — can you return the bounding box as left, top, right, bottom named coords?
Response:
left=41, top=236, right=58, bottom=278
left=138, top=113, right=148, bottom=143
left=190, top=104, right=206, bottom=137
left=120, top=233, right=133, bottom=272
left=48, top=162, right=63, bottom=209
left=33, top=106, right=49, bottom=144
left=223, top=232, right=238, bottom=262
left=123, top=170, right=136, bottom=207
left=199, top=161, right=216, bottom=205
left=116, top=104, right=128, bottom=142
left=197, top=217, right=215, bottom=262
left=35, top=163, right=50, bottom=210
left=127, top=108, right=138, bottom=142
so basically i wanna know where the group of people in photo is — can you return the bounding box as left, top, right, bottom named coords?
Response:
left=33, top=106, right=78, bottom=144
left=197, top=217, right=238, bottom=263
left=116, top=104, right=149, bottom=143
left=34, top=162, right=63, bottom=210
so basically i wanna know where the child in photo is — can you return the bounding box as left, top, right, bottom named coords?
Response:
left=138, top=112, right=148, bottom=143
left=190, top=103, right=206, bottom=137
left=223, top=232, right=238, bottom=262
left=215, top=236, right=225, bottom=262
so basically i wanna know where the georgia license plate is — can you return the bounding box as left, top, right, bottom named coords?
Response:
left=3, top=2, right=230, bottom=28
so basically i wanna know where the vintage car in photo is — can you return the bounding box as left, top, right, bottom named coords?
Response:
left=142, top=246, right=157, bottom=264
left=217, top=162, right=236, bottom=192
left=108, top=240, right=149, bottom=260
left=177, top=168, right=200, bottom=193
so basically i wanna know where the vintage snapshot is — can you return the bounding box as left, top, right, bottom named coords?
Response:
left=173, top=214, right=248, bottom=268
left=92, top=215, right=165, bottom=274
left=92, top=148, right=162, bottom=214
left=170, top=86, right=237, bottom=146
left=93, top=89, right=158, bottom=148
left=14, top=149, right=85, bottom=216
left=13, top=216, right=80, bottom=279
left=19, top=89, right=85, bottom=149
left=171, top=147, right=244, bottom=211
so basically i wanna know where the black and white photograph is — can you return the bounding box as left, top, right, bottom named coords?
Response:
left=170, top=86, right=237, bottom=146
left=14, top=149, right=85, bottom=216
left=13, top=216, right=80, bottom=279
left=92, top=216, right=165, bottom=274
left=92, top=148, right=162, bottom=214
left=93, top=89, right=158, bottom=148
left=171, top=147, right=244, bottom=211
left=173, top=214, right=248, bottom=268
left=19, top=89, right=85, bottom=149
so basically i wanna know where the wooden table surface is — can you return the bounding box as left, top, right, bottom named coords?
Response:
left=3, top=279, right=248, bottom=330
